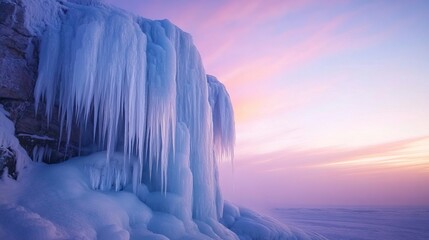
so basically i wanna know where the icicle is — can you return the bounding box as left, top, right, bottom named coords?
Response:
left=207, top=75, right=236, bottom=163
left=207, top=75, right=235, bottom=219
left=35, top=6, right=148, bottom=191
left=169, top=26, right=219, bottom=220
left=31, top=145, right=52, bottom=163
left=140, top=20, right=177, bottom=193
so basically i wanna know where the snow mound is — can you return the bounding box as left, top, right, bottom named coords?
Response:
left=0, top=153, right=326, bottom=239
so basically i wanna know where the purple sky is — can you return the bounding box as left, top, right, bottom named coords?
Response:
left=104, top=0, right=429, bottom=208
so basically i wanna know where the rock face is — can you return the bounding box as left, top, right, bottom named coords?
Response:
left=0, top=0, right=82, bottom=164
left=0, top=0, right=38, bottom=100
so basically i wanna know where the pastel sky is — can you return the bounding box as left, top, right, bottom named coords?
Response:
left=104, top=0, right=429, bottom=208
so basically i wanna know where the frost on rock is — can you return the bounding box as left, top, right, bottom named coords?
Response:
left=16, top=0, right=63, bottom=35
left=0, top=105, right=30, bottom=179
left=34, top=1, right=235, bottom=221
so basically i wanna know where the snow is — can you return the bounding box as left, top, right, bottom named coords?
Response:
left=222, top=203, right=327, bottom=240
left=272, top=207, right=429, bottom=240
left=0, top=105, right=30, bottom=176
left=9, top=0, right=60, bottom=35
left=1, top=0, right=327, bottom=239
left=16, top=133, right=55, bottom=141
left=1, top=154, right=156, bottom=240
left=0, top=153, right=325, bottom=239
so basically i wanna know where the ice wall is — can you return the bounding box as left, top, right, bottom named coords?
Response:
left=34, top=2, right=235, bottom=221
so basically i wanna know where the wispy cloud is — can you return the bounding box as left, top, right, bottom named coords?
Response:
left=222, top=135, right=429, bottom=206
left=238, top=136, right=429, bottom=174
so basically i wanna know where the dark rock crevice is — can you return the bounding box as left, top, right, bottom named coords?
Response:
left=0, top=147, right=17, bottom=179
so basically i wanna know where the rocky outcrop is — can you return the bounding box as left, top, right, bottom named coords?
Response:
left=0, top=0, right=38, bottom=100
left=0, top=0, right=82, bottom=165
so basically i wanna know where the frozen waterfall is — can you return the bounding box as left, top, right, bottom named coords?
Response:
left=34, top=3, right=235, bottom=221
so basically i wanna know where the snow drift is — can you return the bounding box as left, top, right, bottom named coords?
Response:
left=0, top=0, right=326, bottom=239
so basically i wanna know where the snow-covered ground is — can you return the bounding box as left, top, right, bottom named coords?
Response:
left=0, top=152, right=217, bottom=239
left=272, top=207, right=429, bottom=240
left=0, top=151, right=325, bottom=240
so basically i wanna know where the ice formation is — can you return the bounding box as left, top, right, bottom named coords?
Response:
left=207, top=75, right=235, bottom=163
left=33, top=1, right=234, bottom=221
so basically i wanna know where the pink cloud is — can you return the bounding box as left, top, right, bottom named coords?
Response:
left=238, top=135, right=429, bottom=171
